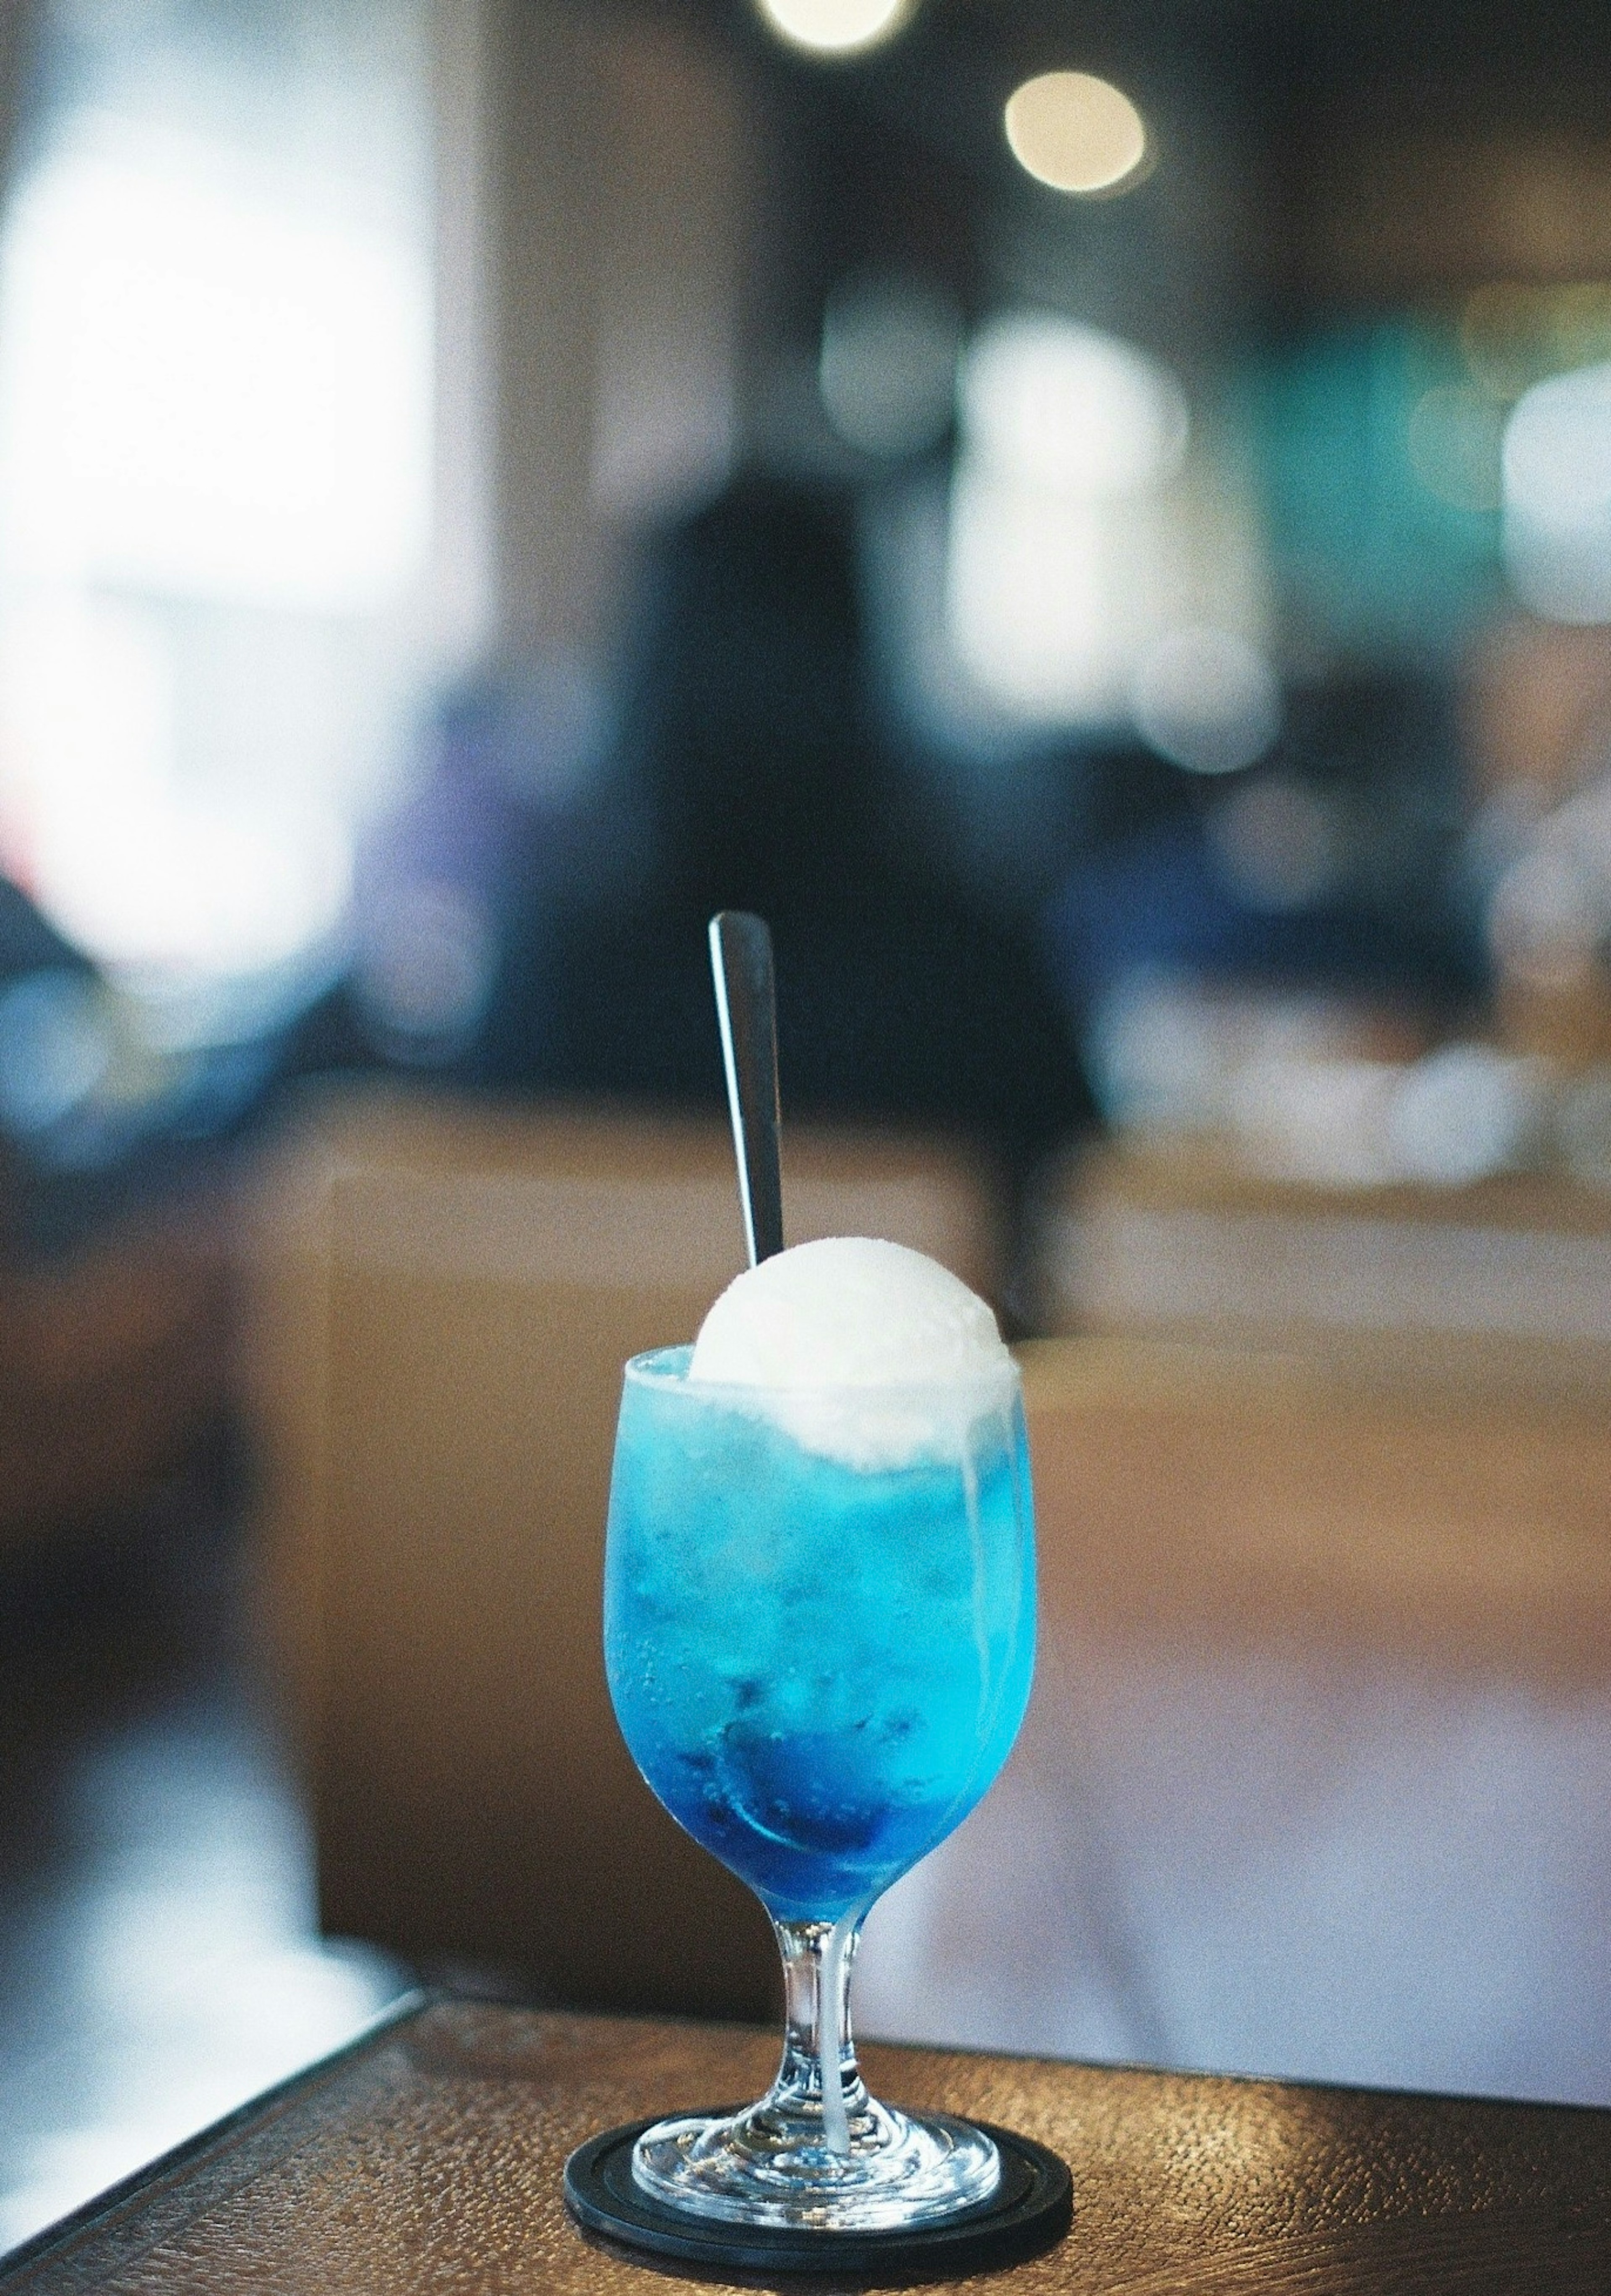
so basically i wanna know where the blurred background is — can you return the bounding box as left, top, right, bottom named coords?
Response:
left=3, top=0, right=1611, bottom=2254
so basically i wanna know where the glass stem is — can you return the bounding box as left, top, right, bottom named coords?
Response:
left=771, top=1910, right=865, bottom=2156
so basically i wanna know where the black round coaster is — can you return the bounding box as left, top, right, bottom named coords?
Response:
left=563, top=2113, right=1071, bottom=2284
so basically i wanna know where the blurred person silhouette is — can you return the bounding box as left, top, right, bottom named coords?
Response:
left=477, top=471, right=1097, bottom=1251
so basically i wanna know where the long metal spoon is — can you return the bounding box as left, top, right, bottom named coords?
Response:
left=711, top=913, right=855, bottom=2150
left=708, top=911, right=785, bottom=1267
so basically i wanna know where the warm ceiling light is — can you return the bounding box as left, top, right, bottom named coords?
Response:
left=756, top=0, right=912, bottom=57
left=1004, top=71, right=1147, bottom=195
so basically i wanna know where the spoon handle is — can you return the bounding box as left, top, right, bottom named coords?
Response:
left=708, top=911, right=785, bottom=1267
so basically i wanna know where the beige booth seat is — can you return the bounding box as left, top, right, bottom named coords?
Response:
left=249, top=1090, right=1611, bottom=2087
left=246, top=1085, right=1002, bottom=2021
left=1020, top=1335, right=1611, bottom=1680
left=856, top=1334, right=1611, bottom=2098
left=1042, top=1137, right=1611, bottom=1394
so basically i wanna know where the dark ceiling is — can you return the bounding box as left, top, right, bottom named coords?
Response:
left=655, top=0, right=1611, bottom=343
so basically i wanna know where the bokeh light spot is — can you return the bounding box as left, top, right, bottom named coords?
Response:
left=946, top=312, right=1190, bottom=720
left=959, top=312, right=1187, bottom=499
left=1131, top=626, right=1281, bottom=775
left=756, top=0, right=911, bottom=56
left=1004, top=72, right=1147, bottom=196
left=1502, top=361, right=1611, bottom=622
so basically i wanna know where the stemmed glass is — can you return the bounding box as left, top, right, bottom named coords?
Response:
left=603, top=1341, right=1035, bottom=2231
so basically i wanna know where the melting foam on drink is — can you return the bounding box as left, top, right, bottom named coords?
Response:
left=821, top=1908, right=857, bottom=2155
left=962, top=1433, right=992, bottom=1734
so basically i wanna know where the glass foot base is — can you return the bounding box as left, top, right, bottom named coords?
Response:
left=567, top=2112, right=1073, bottom=2276
left=631, top=2095, right=1001, bottom=2232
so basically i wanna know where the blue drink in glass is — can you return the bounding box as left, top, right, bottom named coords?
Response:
left=604, top=1341, right=1035, bottom=2230
left=607, top=1347, right=1033, bottom=1923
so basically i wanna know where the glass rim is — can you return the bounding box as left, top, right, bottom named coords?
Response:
left=622, top=1342, right=1022, bottom=1406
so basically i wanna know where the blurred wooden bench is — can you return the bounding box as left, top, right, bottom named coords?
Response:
left=856, top=1332, right=1611, bottom=2092
left=1019, top=1334, right=1611, bottom=1684
left=1042, top=1137, right=1611, bottom=1397
left=247, top=1083, right=1611, bottom=2085
left=245, top=1085, right=1003, bottom=2020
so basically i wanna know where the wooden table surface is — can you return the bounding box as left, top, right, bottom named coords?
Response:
left=4, top=1997, right=1608, bottom=2292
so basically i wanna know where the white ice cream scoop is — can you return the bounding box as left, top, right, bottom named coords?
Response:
left=689, top=1236, right=1014, bottom=1469
left=691, top=1235, right=1009, bottom=1389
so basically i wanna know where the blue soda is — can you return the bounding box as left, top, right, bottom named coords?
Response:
left=604, top=1347, right=1035, bottom=1924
